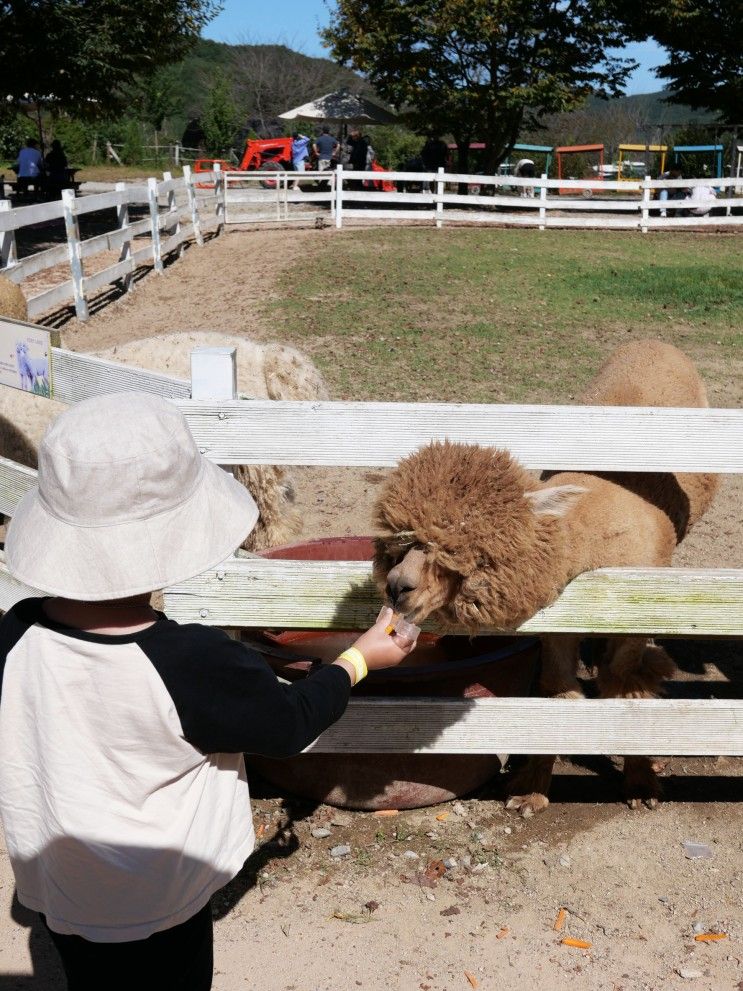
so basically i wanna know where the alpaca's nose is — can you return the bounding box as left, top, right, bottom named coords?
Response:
left=386, top=567, right=417, bottom=608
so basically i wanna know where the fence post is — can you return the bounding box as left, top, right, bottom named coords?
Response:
left=190, top=346, right=237, bottom=402
left=330, top=169, right=336, bottom=222
left=115, top=181, right=134, bottom=294
left=61, top=188, right=89, bottom=321
left=335, top=164, right=344, bottom=229
left=182, top=165, right=203, bottom=246
left=538, top=174, right=548, bottom=231
left=641, top=175, right=651, bottom=234
left=163, top=170, right=183, bottom=259
left=0, top=200, right=18, bottom=270
left=435, top=166, right=444, bottom=229
left=174, top=142, right=181, bottom=168
left=214, top=163, right=225, bottom=232
left=147, top=177, right=164, bottom=273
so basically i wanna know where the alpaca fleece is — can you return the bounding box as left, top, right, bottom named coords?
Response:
left=374, top=339, right=718, bottom=631
left=375, top=442, right=564, bottom=630
left=0, top=278, right=28, bottom=323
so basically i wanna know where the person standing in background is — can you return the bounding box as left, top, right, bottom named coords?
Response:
left=313, top=127, right=339, bottom=171
left=14, top=138, right=44, bottom=195
left=346, top=129, right=368, bottom=192
left=290, top=131, right=312, bottom=189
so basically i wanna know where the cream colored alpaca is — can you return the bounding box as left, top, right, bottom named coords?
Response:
left=0, top=277, right=28, bottom=323
left=373, top=340, right=718, bottom=813
left=0, top=331, right=329, bottom=551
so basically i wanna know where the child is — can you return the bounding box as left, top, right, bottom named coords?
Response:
left=0, top=393, right=417, bottom=990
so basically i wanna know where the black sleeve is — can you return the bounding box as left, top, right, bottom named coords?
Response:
left=143, top=623, right=352, bottom=757
left=0, top=598, right=44, bottom=704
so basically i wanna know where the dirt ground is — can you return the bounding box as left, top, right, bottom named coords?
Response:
left=1, top=228, right=742, bottom=990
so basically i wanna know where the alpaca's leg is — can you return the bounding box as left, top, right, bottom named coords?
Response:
left=598, top=637, right=676, bottom=810
left=506, top=634, right=583, bottom=818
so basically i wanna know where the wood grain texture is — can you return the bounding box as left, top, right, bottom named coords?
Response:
left=304, top=697, right=743, bottom=755
left=163, top=560, right=743, bottom=637
left=170, top=400, right=743, bottom=472
left=51, top=348, right=190, bottom=405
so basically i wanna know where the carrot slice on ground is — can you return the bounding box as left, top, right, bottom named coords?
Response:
left=464, top=971, right=478, bottom=988
left=695, top=933, right=727, bottom=942
left=436, top=812, right=449, bottom=821
left=373, top=809, right=399, bottom=817
left=496, top=926, right=510, bottom=939
left=553, top=908, right=567, bottom=931
left=561, top=938, right=592, bottom=949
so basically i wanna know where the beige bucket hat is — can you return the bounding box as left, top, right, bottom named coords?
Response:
left=5, top=393, right=258, bottom=601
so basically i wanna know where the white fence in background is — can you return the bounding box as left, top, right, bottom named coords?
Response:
left=223, top=169, right=334, bottom=225
left=1, top=166, right=741, bottom=324
left=223, top=167, right=743, bottom=233
left=0, top=335, right=741, bottom=757
left=0, top=166, right=225, bottom=321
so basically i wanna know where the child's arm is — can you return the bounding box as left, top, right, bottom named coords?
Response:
left=143, top=612, right=416, bottom=759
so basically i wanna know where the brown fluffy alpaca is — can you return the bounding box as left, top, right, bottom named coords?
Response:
left=373, top=339, right=718, bottom=813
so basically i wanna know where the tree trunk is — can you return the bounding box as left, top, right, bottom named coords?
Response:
left=456, top=138, right=470, bottom=196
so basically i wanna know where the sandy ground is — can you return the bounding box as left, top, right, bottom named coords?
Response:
left=1, top=228, right=742, bottom=990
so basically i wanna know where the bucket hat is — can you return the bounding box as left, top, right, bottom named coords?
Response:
left=5, top=393, right=258, bottom=601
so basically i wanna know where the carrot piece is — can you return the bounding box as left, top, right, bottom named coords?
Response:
left=695, top=932, right=727, bottom=942
left=436, top=812, right=449, bottom=821
left=561, top=938, right=592, bottom=949
left=496, top=926, right=510, bottom=939
left=373, top=809, right=399, bottom=817
left=553, top=908, right=567, bottom=931
left=464, top=971, right=479, bottom=988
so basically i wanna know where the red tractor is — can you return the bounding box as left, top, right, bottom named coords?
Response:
left=194, top=135, right=395, bottom=191
left=194, top=137, right=315, bottom=188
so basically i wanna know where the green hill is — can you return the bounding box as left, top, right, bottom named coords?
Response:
left=167, top=38, right=373, bottom=133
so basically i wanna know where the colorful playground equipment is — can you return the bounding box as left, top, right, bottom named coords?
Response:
left=672, top=144, right=724, bottom=178
left=506, top=143, right=554, bottom=176
left=617, top=143, right=667, bottom=181
left=556, top=144, right=605, bottom=194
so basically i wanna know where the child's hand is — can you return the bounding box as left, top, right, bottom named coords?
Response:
left=348, top=606, right=419, bottom=670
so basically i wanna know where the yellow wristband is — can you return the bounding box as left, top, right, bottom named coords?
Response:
left=337, top=647, right=368, bottom=686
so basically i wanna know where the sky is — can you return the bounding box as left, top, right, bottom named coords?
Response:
left=203, top=1, right=668, bottom=97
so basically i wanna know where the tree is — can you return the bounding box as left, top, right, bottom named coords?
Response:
left=0, top=0, right=222, bottom=117
left=322, top=0, right=636, bottom=172
left=201, top=72, right=238, bottom=155
left=618, top=1, right=743, bottom=123
left=230, top=42, right=370, bottom=135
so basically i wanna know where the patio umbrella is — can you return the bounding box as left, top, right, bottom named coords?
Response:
left=278, top=88, right=397, bottom=129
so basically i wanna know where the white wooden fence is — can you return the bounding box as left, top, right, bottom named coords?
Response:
left=223, top=167, right=743, bottom=233
left=0, top=334, right=741, bottom=757
left=2, top=167, right=740, bottom=326
left=0, top=166, right=225, bottom=321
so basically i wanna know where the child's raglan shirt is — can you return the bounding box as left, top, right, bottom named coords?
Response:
left=0, top=598, right=350, bottom=942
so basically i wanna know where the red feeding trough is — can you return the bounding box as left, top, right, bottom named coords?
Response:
left=248, top=537, right=540, bottom=809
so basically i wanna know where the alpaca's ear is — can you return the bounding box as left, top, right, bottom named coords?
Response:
left=524, top=484, right=587, bottom=517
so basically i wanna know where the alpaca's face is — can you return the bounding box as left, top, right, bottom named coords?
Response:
left=373, top=541, right=460, bottom=624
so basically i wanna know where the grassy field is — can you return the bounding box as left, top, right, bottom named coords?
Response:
left=268, top=228, right=742, bottom=404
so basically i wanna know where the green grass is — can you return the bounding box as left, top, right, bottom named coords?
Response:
left=267, top=228, right=742, bottom=403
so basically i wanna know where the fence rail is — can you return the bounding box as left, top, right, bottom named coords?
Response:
left=221, top=167, right=743, bottom=233
left=0, top=166, right=225, bottom=320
